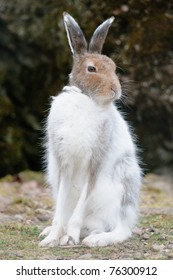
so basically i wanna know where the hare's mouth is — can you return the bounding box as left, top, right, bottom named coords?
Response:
left=110, top=89, right=116, bottom=99
left=92, top=88, right=122, bottom=105
left=110, top=88, right=121, bottom=100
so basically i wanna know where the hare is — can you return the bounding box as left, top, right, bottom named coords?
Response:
left=39, top=12, right=142, bottom=247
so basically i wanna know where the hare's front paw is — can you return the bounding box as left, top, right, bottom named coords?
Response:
left=39, top=226, right=52, bottom=238
left=60, top=234, right=79, bottom=246
left=60, top=227, right=80, bottom=246
left=39, top=226, right=63, bottom=247
left=39, top=235, right=59, bottom=247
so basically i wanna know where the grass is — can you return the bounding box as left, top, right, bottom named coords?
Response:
left=0, top=171, right=172, bottom=260
left=0, top=213, right=172, bottom=260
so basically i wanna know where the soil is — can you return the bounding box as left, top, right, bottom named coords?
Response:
left=0, top=170, right=173, bottom=260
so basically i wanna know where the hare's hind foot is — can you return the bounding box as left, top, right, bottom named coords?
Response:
left=82, top=226, right=132, bottom=247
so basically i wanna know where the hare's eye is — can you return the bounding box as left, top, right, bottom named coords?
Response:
left=87, top=66, right=96, bottom=73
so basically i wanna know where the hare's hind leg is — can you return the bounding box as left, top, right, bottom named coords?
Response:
left=82, top=206, right=134, bottom=247
left=82, top=179, right=137, bottom=247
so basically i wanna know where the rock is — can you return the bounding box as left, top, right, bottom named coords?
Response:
left=144, top=252, right=151, bottom=257
left=37, top=213, right=50, bottom=222
left=167, top=243, right=173, bottom=249
left=134, top=252, right=143, bottom=259
left=166, top=252, right=173, bottom=259
left=142, top=233, right=150, bottom=240
left=14, top=214, right=24, bottom=222
left=133, top=227, right=142, bottom=236
left=152, top=244, right=165, bottom=252
left=148, top=225, right=158, bottom=233
left=35, top=208, right=51, bottom=222
left=78, top=253, right=92, bottom=260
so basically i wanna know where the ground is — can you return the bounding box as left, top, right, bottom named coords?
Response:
left=0, top=170, right=172, bottom=260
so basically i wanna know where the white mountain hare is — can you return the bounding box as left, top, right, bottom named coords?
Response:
left=39, top=12, right=142, bottom=247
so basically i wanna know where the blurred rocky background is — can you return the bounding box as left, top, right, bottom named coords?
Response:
left=0, top=0, right=173, bottom=177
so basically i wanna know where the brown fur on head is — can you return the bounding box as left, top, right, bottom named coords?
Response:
left=63, top=12, right=121, bottom=105
left=70, top=53, right=121, bottom=104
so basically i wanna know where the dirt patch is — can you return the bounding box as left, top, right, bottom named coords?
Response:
left=0, top=171, right=173, bottom=259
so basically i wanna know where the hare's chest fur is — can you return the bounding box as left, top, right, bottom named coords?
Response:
left=48, top=88, right=113, bottom=164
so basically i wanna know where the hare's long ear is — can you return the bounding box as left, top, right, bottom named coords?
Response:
left=63, top=12, right=87, bottom=55
left=89, top=16, right=115, bottom=54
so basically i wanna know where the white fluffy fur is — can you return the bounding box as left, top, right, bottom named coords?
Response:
left=39, top=12, right=141, bottom=247
left=39, top=85, right=141, bottom=247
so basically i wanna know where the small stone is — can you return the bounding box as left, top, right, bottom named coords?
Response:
left=78, top=253, right=92, bottom=260
left=133, top=227, right=142, bottom=236
left=149, top=225, right=158, bottom=233
left=152, top=244, right=165, bottom=252
left=166, top=252, right=173, bottom=259
left=144, top=252, right=151, bottom=257
left=120, top=257, right=134, bottom=260
left=167, top=243, right=173, bottom=249
left=134, top=252, right=142, bottom=259
left=36, top=209, right=51, bottom=222
left=142, top=233, right=150, bottom=240
left=14, top=214, right=24, bottom=222
left=37, top=214, right=50, bottom=222
left=165, top=249, right=169, bottom=253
